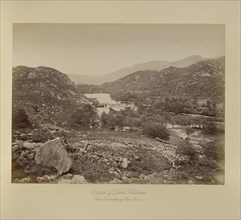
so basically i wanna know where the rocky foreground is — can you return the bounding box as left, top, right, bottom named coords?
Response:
left=12, top=126, right=224, bottom=184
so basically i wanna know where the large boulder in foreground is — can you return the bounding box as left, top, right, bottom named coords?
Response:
left=35, top=138, right=72, bottom=175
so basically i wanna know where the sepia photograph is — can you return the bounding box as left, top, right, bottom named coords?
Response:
left=12, top=23, right=225, bottom=184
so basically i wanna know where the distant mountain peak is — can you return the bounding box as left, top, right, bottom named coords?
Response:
left=95, top=56, right=224, bottom=102
left=68, top=55, right=205, bottom=85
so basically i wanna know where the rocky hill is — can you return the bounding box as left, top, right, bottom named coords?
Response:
left=69, top=55, right=204, bottom=85
left=99, top=56, right=225, bottom=103
left=12, top=66, right=89, bottom=127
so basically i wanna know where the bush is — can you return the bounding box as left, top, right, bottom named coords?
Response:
left=202, top=121, right=224, bottom=135
left=12, top=108, right=31, bottom=129
left=202, top=122, right=217, bottom=135
left=142, top=122, right=170, bottom=140
left=202, top=141, right=224, bottom=161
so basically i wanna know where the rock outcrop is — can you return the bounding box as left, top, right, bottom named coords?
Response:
left=35, top=138, right=72, bottom=175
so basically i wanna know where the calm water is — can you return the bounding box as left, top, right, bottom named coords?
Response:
left=84, top=93, right=119, bottom=115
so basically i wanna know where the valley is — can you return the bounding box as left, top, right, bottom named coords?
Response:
left=11, top=56, right=225, bottom=184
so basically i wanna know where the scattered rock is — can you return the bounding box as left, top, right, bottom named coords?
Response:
left=37, top=175, right=57, bottom=182
left=35, top=138, right=72, bottom=175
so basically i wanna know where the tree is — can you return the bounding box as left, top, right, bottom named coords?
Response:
left=114, top=112, right=125, bottom=130
left=100, top=112, right=109, bottom=128
left=71, top=104, right=97, bottom=127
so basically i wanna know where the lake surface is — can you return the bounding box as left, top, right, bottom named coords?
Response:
left=84, top=93, right=119, bottom=115
left=84, top=93, right=137, bottom=116
left=84, top=93, right=118, bottom=104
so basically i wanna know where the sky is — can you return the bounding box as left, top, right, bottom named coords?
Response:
left=13, top=24, right=225, bottom=76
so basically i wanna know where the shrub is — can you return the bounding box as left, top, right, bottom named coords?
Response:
left=12, top=108, right=31, bottom=129
left=202, top=122, right=217, bottom=135
left=142, top=122, right=170, bottom=140
left=202, top=141, right=224, bottom=162
left=202, top=121, right=224, bottom=135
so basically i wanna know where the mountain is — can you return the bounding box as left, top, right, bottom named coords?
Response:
left=12, top=66, right=89, bottom=126
left=98, top=56, right=225, bottom=102
left=68, top=55, right=204, bottom=85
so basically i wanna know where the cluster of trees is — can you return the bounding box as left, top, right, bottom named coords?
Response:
left=70, top=101, right=222, bottom=141
left=71, top=104, right=98, bottom=128
left=113, top=91, right=223, bottom=118
left=147, top=96, right=220, bottom=117
left=100, top=108, right=142, bottom=130
left=100, top=110, right=125, bottom=130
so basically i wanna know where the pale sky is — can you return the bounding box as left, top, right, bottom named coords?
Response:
left=13, top=24, right=225, bottom=76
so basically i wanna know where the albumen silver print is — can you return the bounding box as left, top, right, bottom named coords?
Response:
left=12, top=24, right=225, bottom=184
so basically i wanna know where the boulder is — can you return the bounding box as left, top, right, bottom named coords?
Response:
left=121, top=157, right=129, bottom=168
left=34, top=138, right=72, bottom=175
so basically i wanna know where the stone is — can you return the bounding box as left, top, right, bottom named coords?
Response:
left=27, top=72, right=36, bottom=79
left=12, top=145, right=20, bottom=153
left=121, top=157, right=129, bottom=168
left=34, top=137, right=72, bottom=175
left=15, top=140, right=24, bottom=149
left=58, top=175, right=87, bottom=184
left=26, top=152, right=35, bottom=160
left=12, top=145, right=21, bottom=160
left=23, top=142, right=40, bottom=150
left=109, top=170, right=122, bottom=179
left=134, top=155, right=141, bottom=161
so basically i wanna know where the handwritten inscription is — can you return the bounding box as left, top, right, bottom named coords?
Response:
left=91, top=188, right=147, bottom=202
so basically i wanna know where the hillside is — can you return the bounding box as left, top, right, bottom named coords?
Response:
left=98, top=57, right=225, bottom=102
left=12, top=63, right=225, bottom=185
left=69, top=55, right=204, bottom=85
left=12, top=66, right=89, bottom=127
